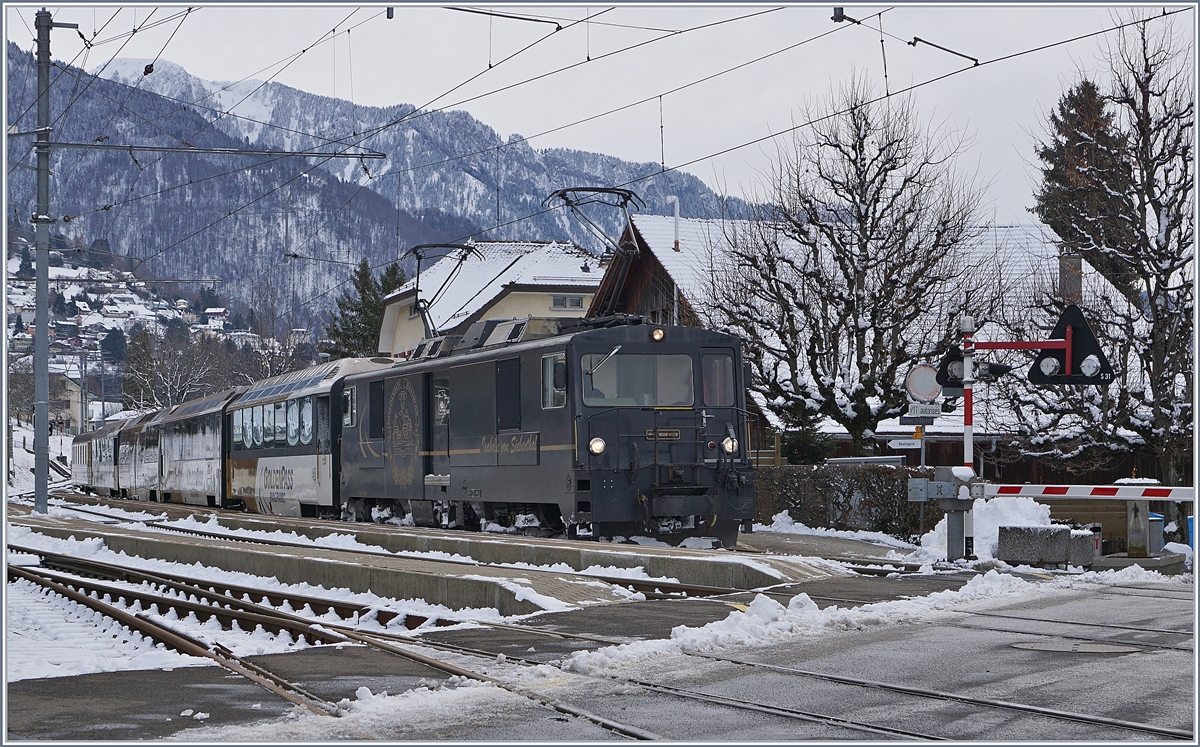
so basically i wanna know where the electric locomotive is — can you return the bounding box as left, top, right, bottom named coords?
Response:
left=339, top=316, right=756, bottom=548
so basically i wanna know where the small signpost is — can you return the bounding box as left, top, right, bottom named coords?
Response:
left=906, top=403, right=942, bottom=418
left=888, top=439, right=923, bottom=450
left=899, top=416, right=935, bottom=425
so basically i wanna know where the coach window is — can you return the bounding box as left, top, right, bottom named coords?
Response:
left=274, top=402, right=286, bottom=443
left=232, top=409, right=243, bottom=449
left=299, top=397, right=314, bottom=445
left=240, top=409, right=251, bottom=449
left=541, top=353, right=566, bottom=409
left=287, top=399, right=299, bottom=447
left=252, top=405, right=264, bottom=448
left=263, top=402, right=275, bottom=446
left=342, top=385, right=357, bottom=427
left=702, top=354, right=735, bottom=407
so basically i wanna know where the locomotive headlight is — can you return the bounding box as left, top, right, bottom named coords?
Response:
left=651, top=327, right=665, bottom=341
left=721, top=436, right=739, bottom=454
left=588, top=437, right=607, bottom=455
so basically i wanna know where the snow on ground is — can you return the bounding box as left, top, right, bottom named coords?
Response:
left=6, top=419, right=72, bottom=495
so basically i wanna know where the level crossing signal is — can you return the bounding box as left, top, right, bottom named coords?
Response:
left=1025, top=304, right=1113, bottom=385
left=934, top=347, right=1013, bottom=387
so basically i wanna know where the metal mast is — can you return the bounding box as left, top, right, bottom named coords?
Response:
left=32, top=9, right=77, bottom=514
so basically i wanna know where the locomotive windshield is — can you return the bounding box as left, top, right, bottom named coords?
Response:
left=581, top=353, right=694, bottom=407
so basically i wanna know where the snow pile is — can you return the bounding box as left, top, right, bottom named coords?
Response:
left=562, top=570, right=1033, bottom=675
left=918, top=496, right=1052, bottom=561
left=754, top=511, right=919, bottom=550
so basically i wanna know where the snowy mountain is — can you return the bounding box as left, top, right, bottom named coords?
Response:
left=5, top=44, right=742, bottom=314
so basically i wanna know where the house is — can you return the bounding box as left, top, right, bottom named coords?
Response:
left=204, top=307, right=227, bottom=330
left=377, top=240, right=601, bottom=357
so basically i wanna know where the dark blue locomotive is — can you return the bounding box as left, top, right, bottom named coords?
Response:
left=338, top=316, right=756, bottom=547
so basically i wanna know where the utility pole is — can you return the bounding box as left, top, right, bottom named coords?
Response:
left=32, top=9, right=77, bottom=513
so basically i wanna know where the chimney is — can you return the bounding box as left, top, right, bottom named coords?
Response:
left=1059, top=253, right=1082, bottom=304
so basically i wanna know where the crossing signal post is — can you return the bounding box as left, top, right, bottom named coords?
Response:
left=923, top=305, right=1115, bottom=563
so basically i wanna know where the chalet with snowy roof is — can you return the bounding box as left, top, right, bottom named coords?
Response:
left=377, top=240, right=600, bottom=357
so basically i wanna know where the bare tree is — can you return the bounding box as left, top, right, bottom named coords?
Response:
left=1016, top=13, right=1193, bottom=488
left=709, top=77, right=988, bottom=454
left=123, top=326, right=222, bottom=409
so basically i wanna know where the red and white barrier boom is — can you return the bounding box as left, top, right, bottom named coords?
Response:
left=986, top=484, right=1194, bottom=502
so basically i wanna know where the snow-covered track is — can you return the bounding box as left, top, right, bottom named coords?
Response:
left=690, top=652, right=1194, bottom=740
left=6, top=564, right=343, bottom=718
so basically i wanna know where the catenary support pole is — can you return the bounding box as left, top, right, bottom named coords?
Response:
left=32, top=8, right=77, bottom=513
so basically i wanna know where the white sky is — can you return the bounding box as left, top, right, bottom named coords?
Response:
left=5, top=4, right=1194, bottom=224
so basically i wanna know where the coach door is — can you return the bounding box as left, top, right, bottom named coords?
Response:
left=424, top=373, right=451, bottom=499
left=700, top=347, right=741, bottom=456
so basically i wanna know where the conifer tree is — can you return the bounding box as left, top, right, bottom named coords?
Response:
left=325, top=260, right=407, bottom=358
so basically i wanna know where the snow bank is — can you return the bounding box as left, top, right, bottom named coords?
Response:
left=562, top=570, right=1034, bottom=675
left=919, top=496, right=1051, bottom=561
left=754, top=511, right=919, bottom=550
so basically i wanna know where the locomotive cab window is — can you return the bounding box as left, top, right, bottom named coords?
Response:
left=541, top=353, right=567, bottom=409
left=702, top=354, right=736, bottom=407
left=342, top=385, right=357, bottom=427
left=582, top=353, right=694, bottom=407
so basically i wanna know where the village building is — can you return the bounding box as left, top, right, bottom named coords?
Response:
left=377, top=240, right=600, bottom=357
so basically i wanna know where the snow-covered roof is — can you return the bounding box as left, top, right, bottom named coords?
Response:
left=629, top=216, right=1115, bottom=319
left=383, top=240, right=600, bottom=331
left=204, top=307, right=227, bottom=315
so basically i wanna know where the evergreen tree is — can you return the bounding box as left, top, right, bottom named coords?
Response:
left=100, top=327, right=127, bottom=364
left=325, top=260, right=407, bottom=358
left=1033, top=79, right=1140, bottom=299
left=11, top=312, right=23, bottom=332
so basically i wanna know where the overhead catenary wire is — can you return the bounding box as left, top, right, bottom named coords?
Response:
left=267, top=8, right=1193, bottom=329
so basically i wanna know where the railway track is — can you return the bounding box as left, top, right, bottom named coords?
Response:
left=8, top=545, right=1190, bottom=741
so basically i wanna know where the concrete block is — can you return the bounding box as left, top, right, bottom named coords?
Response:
left=997, top=525, right=1070, bottom=567
left=1068, top=530, right=1097, bottom=568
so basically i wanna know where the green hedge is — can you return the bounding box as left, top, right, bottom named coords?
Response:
left=753, top=465, right=945, bottom=543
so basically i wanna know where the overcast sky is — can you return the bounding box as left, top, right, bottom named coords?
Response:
left=6, top=4, right=1194, bottom=225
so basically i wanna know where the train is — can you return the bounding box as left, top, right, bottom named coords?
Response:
left=71, top=316, right=757, bottom=547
